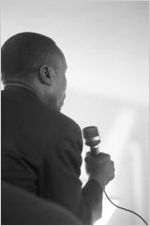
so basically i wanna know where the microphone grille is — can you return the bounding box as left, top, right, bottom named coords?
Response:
left=83, top=126, right=99, bottom=139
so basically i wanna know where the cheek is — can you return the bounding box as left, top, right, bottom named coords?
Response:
left=54, top=79, right=66, bottom=105
left=60, top=77, right=67, bottom=97
left=63, top=77, right=67, bottom=93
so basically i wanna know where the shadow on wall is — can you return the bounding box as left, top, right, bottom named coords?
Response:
left=62, top=88, right=149, bottom=225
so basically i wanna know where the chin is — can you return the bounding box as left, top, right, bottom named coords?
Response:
left=56, top=105, right=62, bottom=112
left=52, top=103, right=62, bottom=112
left=46, top=97, right=63, bottom=112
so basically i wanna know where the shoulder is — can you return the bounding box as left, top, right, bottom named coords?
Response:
left=42, top=106, right=82, bottom=138
left=56, top=112, right=81, bottom=136
left=44, top=110, right=83, bottom=176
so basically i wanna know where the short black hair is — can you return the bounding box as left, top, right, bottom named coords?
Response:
left=1, top=32, right=65, bottom=84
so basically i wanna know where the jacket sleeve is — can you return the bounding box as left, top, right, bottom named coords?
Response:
left=43, top=120, right=103, bottom=224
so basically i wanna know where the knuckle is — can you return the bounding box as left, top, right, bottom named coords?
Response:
left=111, top=160, right=114, bottom=166
left=98, top=152, right=110, bottom=159
left=84, top=156, right=88, bottom=162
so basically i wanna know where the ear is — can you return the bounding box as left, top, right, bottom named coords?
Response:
left=38, top=65, right=55, bottom=85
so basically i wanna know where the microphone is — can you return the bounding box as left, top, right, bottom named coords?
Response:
left=82, top=126, right=101, bottom=155
left=82, top=126, right=148, bottom=225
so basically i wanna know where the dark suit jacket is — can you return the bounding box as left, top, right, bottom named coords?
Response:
left=2, top=181, right=81, bottom=225
left=1, top=85, right=103, bottom=224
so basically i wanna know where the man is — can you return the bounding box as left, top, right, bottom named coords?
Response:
left=1, top=32, right=115, bottom=224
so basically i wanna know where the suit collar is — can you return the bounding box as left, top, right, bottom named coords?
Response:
left=4, top=83, right=42, bottom=104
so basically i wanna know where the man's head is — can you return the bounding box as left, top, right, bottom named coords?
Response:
left=1, top=32, right=67, bottom=111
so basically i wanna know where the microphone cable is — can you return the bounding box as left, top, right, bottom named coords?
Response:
left=104, top=190, right=148, bottom=225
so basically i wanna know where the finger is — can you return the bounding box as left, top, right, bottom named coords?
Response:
left=85, top=155, right=95, bottom=164
left=85, top=155, right=110, bottom=165
left=94, top=154, right=110, bottom=162
left=86, top=152, right=111, bottom=161
left=86, top=151, right=92, bottom=157
left=97, top=152, right=111, bottom=159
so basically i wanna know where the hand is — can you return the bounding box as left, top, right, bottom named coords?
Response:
left=85, top=152, right=115, bottom=190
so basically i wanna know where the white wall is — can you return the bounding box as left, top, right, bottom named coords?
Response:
left=1, top=0, right=149, bottom=224
left=62, top=89, right=149, bottom=224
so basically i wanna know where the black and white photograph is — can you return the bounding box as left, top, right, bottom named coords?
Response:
left=1, top=0, right=149, bottom=225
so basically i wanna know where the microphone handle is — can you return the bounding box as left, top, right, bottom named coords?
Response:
left=90, top=146, right=100, bottom=155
